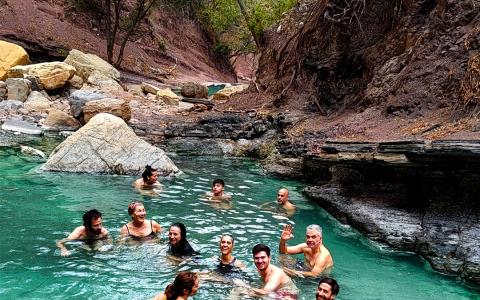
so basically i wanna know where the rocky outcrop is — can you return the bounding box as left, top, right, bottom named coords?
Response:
left=68, top=89, right=106, bottom=120
left=0, top=81, right=6, bottom=100
left=24, top=91, right=51, bottom=112
left=41, top=113, right=179, bottom=175
left=86, top=71, right=124, bottom=93
left=5, top=78, right=31, bottom=101
left=297, top=140, right=480, bottom=285
left=181, top=82, right=208, bottom=99
left=0, top=41, right=30, bottom=81
left=42, top=109, right=81, bottom=131
left=64, top=49, right=120, bottom=82
left=212, top=84, right=248, bottom=101
left=156, top=89, right=180, bottom=105
left=7, top=62, right=75, bottom=90
left=1, top=117, right=42, bottom=135
left=83, top=98, right=131, bottom=123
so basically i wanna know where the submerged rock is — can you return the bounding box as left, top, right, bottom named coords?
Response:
left=41, top=113, right=179, bottom=175
left=20, top=145, right=46, bottom=159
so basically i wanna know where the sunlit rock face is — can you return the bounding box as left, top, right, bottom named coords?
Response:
left=41, top=113, right=180, bottom=176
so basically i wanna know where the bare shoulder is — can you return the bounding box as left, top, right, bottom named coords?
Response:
left=133, top=178, right=143, bottom=187
left=68, top=226, right=87, bottom=239
left=151, top=293, right=166, bottom=300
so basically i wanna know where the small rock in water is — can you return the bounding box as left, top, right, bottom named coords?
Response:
left=20, top=145, right=46, bottom=159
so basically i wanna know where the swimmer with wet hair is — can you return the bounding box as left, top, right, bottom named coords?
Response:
left=217, top=234, right=245, bottom=272
left=316, top=277, right=339, bottom=300
left=279, top=224, right=333, bottom=278
left=120, top=202, right=162, bottom=241
left=152, top=271, right=199, bottom=300
left=208, top=178, right=231, bottom=201
left=56, top=209, right=109, bottom=257
left=133, top=165, right=161, bottom=189
left=168, top=222, right=197, bottom=258
left=233, top=243, right=297, bottom=298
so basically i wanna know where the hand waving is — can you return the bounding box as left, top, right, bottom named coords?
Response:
left=281, top=224, right=294, bottom=240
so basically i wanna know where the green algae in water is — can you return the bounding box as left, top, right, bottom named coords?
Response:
left=0, top=150, right=479, bottom=299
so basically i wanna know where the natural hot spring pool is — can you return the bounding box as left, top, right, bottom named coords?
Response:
left=0, top=146, right=479, bottom=299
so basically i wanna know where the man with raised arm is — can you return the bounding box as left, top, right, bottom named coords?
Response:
left=279, top=224, right=333, bottom=277
left=56, top=209, right=109, bottom=257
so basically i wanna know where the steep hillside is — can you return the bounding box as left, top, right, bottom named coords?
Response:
left=0, top=0, right=236, bottom=83
left=220, top=0, right=480, bottom=142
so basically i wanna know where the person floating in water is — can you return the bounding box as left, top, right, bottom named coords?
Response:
left=316, top=277, right=339, bottom=300
left=217, top=234, right=245, bottom=272
left=56, top=209, right=109, bottom=257
left=208, top=178, right=231, bottom=201
left=120, top=202, right=162, bottom=241
left=279, top=224, right=333, bottom=277
left=151, top=271, right=199, bottom=300
left=234, top=243, right=297, bottom=298
left=133, top=165, right=162, bottom=195
left=168, top=222, right=197, bottom=258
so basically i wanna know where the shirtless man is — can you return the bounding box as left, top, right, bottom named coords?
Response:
left=279, top=224, right=333, bottom=277
left=240, top=243, right=297, bottom=298
left=277, top=188, right=296, bottom=214
left=209, top=179, right=231, bottom=201
left=56, top=209, right=109, bottom=257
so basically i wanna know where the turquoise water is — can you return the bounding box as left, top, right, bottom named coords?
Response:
left=0, top=145, right=479, bottom=299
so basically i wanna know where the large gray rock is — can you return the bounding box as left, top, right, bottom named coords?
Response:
left=41, top=113, right=180, bottom=175
left=68, top=89, right=106, bottom=119
left=181, top=82, right=208, bottom=99
left=6, top=78, right=31, bottom=102
left=2, top=117, right=42, bottom=135
left=0, top=100, right=23, bottom=110
left=64, top=49, right=120, bottom=82
left=24, top=91, right=52, bottom=112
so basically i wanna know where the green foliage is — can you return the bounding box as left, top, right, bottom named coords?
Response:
left=197, top=0, right=297, bottom=55
left=213, top=42, right=231, bottom=56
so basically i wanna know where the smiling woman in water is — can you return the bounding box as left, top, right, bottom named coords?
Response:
left=120, top=202, right=162, bottom=241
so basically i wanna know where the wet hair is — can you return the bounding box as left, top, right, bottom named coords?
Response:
left=212, top=178, right=225, bottom=187
left=142, top=165, right=157, bottom=182
left=170, top=222, right=187, bottom=242
left=164, top=272, right=198, bottom=300
left=252, top=243, right=270, bottom=257
left=82, top=209, right=102, bottom=228
left=221, top=234, right=234, bottom=245
left=307, top=224, right=323, bottom=237
left=128, top=201, right=144, bottom=217
left=318, top=277, right=339, bottom=296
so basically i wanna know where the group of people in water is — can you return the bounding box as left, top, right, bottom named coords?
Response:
left=56, top=166, right=341, bottom=299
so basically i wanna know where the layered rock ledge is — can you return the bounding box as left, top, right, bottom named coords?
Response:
left=290, top=140, right=480, bottom=285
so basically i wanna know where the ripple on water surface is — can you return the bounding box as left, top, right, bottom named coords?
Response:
left=0, top=151, right=478, bottom=299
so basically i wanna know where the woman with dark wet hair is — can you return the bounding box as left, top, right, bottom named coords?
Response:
left=152, top=272, right=199, bottom=300
left=133, top=165, right=161, bottom=190
left=168, top=223, right=196, bottom=257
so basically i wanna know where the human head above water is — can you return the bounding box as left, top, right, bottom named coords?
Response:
left=277, top=188, right=289, bottom=204
left=316, top=277, right=339, bottom=300
left=252, top=243, right=270, bottom=257
left=127, top=201, right=144, bottom=219
left=82, top=209, right=102, bottom=234
left=306, top=224, right=323, bottom=237
left=169, top=222, right=187, bottom=244
left=212, top=178, right=225, bottom=187
left=212, top=179, right=225, bottom=196
left=165, top=271, right=199, bottom=299
left=142, top=165, right=158, bottom=182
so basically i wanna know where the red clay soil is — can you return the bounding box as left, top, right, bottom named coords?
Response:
left=0, top=0, right=236, bottom=83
